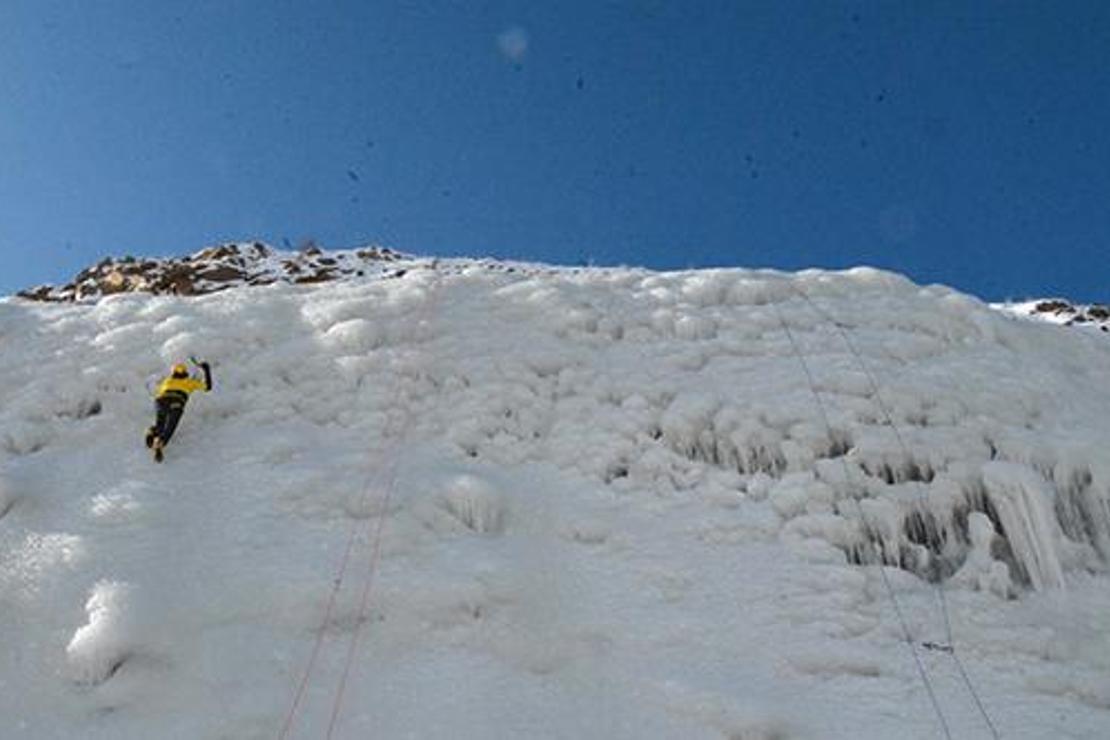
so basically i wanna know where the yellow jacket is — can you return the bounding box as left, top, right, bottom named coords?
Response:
left=155, top=362, right=212, bottom=400
left=156, top=376, right=208, bottom=398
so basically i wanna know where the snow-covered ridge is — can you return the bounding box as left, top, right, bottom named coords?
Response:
left=994, top=298, right=1110, bottom=332
left=18, top=241, right=1108, bottom=339
left=16, top=242, right=406, bottom=302
left=2, top=259, right=1109, bottom=738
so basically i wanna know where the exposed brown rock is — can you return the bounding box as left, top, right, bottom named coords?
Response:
left=17, top=285, right=54, bottom=301
left=1034, top=300, right=1074, bottom=315
left=196, top=245, right=240, bottom=261
left=101, top=272, right=129, bottom=294
left=294, top=270, right=337, bottom=284
left=15, top=242, right=407, bottom=303
left=1018, top=299, right=1110, bottom=333
left=195, top=265, right=246, bottom=283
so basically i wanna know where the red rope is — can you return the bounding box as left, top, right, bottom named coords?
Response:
left=325, top=268, right=445, bottom=737
left=277, top=498, right=364, bottom=739
left=325, top=458, right=400, bottom=738
left=279, top=265, right=444, bottom=738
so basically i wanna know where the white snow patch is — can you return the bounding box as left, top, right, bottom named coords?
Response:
left=769, top=479, right=811, bottom=520
left=951, top=512, right=1014, bottom=598
left=88, top=480, right=148, bottom=524
left=66, top=580, right=135, bottom=685
left=559, top=517, right=611, bottom=546
left=662, top=682, right=794, bottom=740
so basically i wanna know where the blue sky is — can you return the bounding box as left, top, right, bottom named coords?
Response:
left=2, top=1, right=1107, bottom=301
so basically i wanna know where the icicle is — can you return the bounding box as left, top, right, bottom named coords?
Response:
left=982, top=462, right=1065, bottom=591
left=1055, top=455, right=1110, bottom=561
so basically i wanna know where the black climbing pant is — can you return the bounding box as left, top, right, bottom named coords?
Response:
left=154, top=395, right=187, bottom=444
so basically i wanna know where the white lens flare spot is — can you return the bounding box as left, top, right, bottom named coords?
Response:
left=497, top=27, right=529, bottom=63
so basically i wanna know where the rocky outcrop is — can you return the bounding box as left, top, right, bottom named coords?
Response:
left=17, top=243, right=403, bottom=303
left=1029, top=300, right=1110, bottom=332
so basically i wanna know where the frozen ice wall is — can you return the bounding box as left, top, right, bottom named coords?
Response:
left=1, top=257, right=1109, bottom=738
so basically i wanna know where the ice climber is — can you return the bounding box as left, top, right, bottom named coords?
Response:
left=145, top=358, right=212, bottom=462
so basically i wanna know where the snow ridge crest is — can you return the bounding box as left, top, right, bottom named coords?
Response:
left=17, top=242, right=405, bottom=303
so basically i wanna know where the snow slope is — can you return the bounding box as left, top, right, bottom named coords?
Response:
left=1, top=258, right=1108, bottom=739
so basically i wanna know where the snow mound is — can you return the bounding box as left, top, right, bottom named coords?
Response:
left=415, top=471, right=508, bottom=535
left=66, top=580, right=135, bottom=685
left=951, top=511, right=1015, bottom=597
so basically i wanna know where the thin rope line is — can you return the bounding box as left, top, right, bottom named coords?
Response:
left=323, top=263, right=445, bottom=737
left=326, top=457, right=399, bottom=739
left=277, top=261, right=444, bottom=739
left=791, top=285, right=1001, bottom=739
left=772, top=298, right=953, bottom=740
left=277, top=501, right=363, bottom=739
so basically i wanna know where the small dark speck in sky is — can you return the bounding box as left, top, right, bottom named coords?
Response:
left=347, top=169, right=360, bottom=182
left=366, top=140, right=376, bottom=148
left=876, top=90, right=887, bottom=103
left=576, top=77, right=585, bottom=90
left=750, top=170, right=760, bottom=179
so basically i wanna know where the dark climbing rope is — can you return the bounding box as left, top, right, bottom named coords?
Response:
left=772, top=297, right=954, bottom=740
left=790, top=284, right=1001, bottom=739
